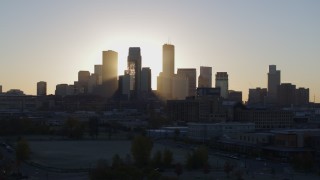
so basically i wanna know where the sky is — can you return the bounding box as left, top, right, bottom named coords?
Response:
left=0, top=0, right=320, bottom=102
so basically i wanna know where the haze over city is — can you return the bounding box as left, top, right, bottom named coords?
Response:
left=1, top=0, right=320, bottom=102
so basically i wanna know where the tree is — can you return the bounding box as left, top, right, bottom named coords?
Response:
left=112, top=154, right=123, bottom=168
left=63, top=117, right=85, bottom=139
left=15, top=138, right=30, bottom=171
left=174, top=129, right=180, bottom=141
left=131, top=135, right=153, bottom=167
left=88, top=117, right=99, bottom=139
left=185, top=146, right=209, bottom=170
left=163, top=149, right=173, bottom=168
left=152, top=150, right=163, bottom=168
left=224, top=161, right=234, bottom=178
left=175, top=163, right=183, bottom=179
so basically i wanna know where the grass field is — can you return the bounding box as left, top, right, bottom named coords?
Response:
left=29, top=140, right=188, bottom=169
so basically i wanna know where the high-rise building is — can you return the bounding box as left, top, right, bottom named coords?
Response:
left=141, top=67, right=151, bottom=92
left=157, top=44, right=175, bottom=100
left=0, top=85, right=2, bottom=94
left=37, top=81, right=47, bottom=96
left=102, top=50, right=118, bottom=98
left=163, top=44, right=175, bottom=76
left=127, top=47, right=142, bottom=97
left=267, top=65, right=281, bottom=103
left=172, top=74, right=189, bottom=100
left=94, top=65, right=103, bottom=85
left=55, top=84, right=68, bottom=97
left=296, top=87, right=309, bottom=106
left=215, top=72, right=228, bottom=98
left=177, top=68, right=197, bottom=97
left=248, top=88, right=267, bottom=105
left=198, top=66, right=212, bottom=88
left=88, top=74, right=98, bottom=93
left=78, top=71, right=90, bottom=93
left=277, top=83, right=296, bottom=107
left=119, top=72, right=131, bottom=99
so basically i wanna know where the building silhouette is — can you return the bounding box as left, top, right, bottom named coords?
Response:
left=78, top=71, right=90, bottom=93
left=163, top=44, right=175, bottom=76
left=248, top=87, right=267, bottom=106
left=37, top=81, right=47, bottom=96
left=141, top=67, right=151, bottom=92
left=296, top=87, right=309, bottom=106
left=171, top=73, right=189, bottom=100
left=0, top=85, right=2, bottom=94
left=94, top=64, right=102, bottom=85
left=228, top=90, right=242, bottom=102
left=215, top=72, right=229, bottom=98
left=277, top=83, right=296, bottom=107
left=267, top=65, right=281, bottom=104
left=177, top=68, right=196, bottom=97
left=102, top=50, right=118, bottom=98
left=127, top=47, right=142, bottom=98
left=55, top=84, right=68, bottom=97
left=198, top=66, right=212, bottom=88
left=157, top=44, right=175, bottom=100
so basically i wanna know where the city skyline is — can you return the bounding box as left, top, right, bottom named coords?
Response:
left=1, top=1, right=320, bottom=101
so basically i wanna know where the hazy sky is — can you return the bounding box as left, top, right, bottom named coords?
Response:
left=1, top=0, right=320, bottom=101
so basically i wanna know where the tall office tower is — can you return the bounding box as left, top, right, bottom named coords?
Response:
left=37, top=81, right=47, bottom=96
left=55, top=84, right=68, bottom=97
left=157, top=44, right=175, bottom=100
left=248, top=88, right=267, bottom=105
left=296, top=87, right=309, bottom=106
left=267, top=65, right=281, bottom=103
left=94, top=65, right=103, bottom=85
left=177, top=68, right=197, bottom=97
left=215, top=72, right=229, bottom=98
left=78, top=71, right=90, bottom=93
left=102, top=50, right=118, bottom=98
left=127, top=47, right=142, bottom=97
left=171, top=74, right=189, bottom=100
left=163, top=44, right=175, bottom=76
left=198, top=66, right=212, bottom=88
left=141, top=67, right=151, bottom=92
left=0, top=85, right=2, bottom=93
left=277, top=83, right=296, bottom=107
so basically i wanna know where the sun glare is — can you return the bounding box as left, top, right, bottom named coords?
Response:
left=103, top=35, right=163, bottom=90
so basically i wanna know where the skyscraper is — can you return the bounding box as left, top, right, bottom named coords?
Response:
left=141, top=67, right=151, bottom=92
left=163, top=44, right=175, bottom=76
left=102, top=50, right=118, bottom=98
left=198, top=66, right=212, bottom=88
left=171, top=73, right=189, bottom=100
left=215, top=72, right=228, bottom=98
left=55, top=84, right=68, bottom=97
left=94, top=64, right=103, bottom=85
left=127, top=47, right=142, bottom=97
left=177, top=68, right=197, bottom=97
left=248, top=87, right=267, bottom=105
left=37, top=81, right=47, bottom=96
left=157, top=43, right=175, bottom=100
left=277, top=83, right=296, bottom=107
left=267, top=65, right=281, bottom=103
left=78, top=71, right=90, bottom=93
left=0, top=85, right=2, bottom=94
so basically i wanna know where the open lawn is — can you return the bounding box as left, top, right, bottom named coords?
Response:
left=29, top=140, right=188, bottom=169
